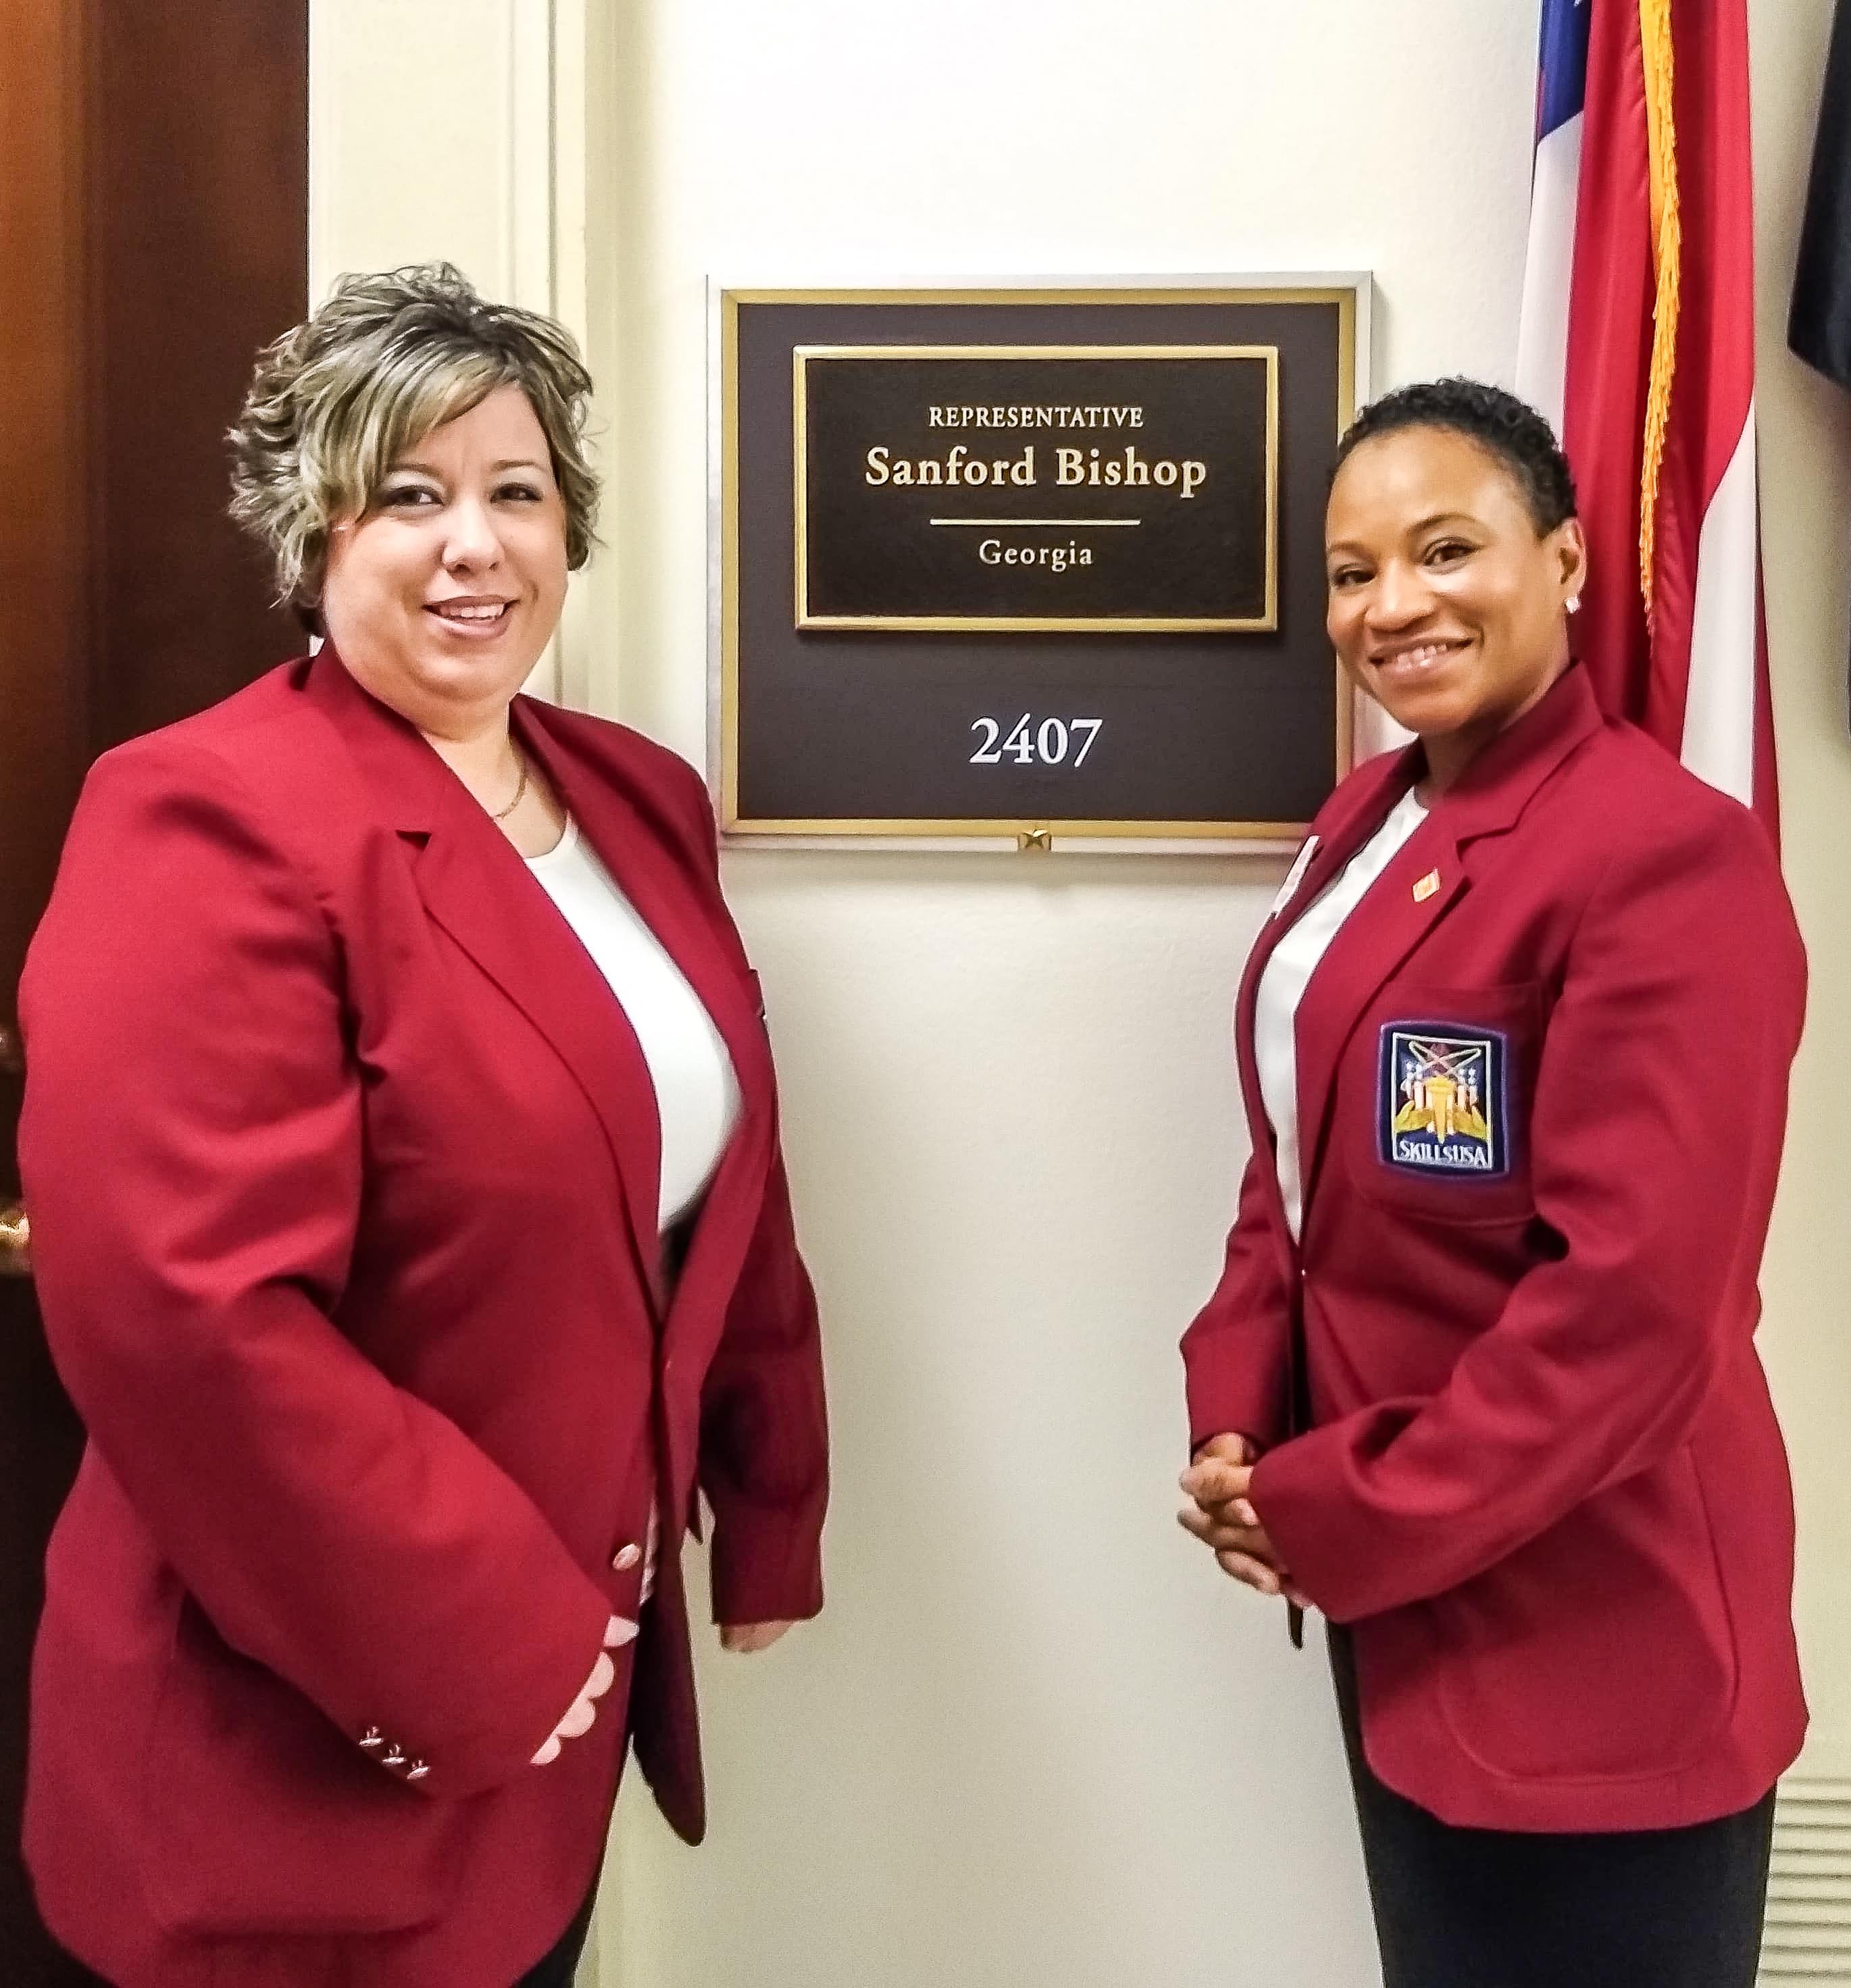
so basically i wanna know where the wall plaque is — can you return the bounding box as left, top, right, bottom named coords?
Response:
left=711, top=281, right=1368, bottom=848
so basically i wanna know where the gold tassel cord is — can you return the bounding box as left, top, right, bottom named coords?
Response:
left=1638, top=0, right=1681, bottom=625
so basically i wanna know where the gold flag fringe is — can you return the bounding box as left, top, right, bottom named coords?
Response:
left=1639, top=0, right=1681, bottom=627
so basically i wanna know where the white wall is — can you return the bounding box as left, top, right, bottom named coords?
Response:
left=594, top=8, right=1520, bottom=1987
left=309, top=0, right=618, bottom=712
left=305, top=5, right=1851, bottom=1984
left=1749, top=1, right=1851, bottom=1780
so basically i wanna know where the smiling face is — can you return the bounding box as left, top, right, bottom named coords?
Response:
left=1325, top=426, right=1587, bottom=785
left=320, top=382, right=569, bottom=740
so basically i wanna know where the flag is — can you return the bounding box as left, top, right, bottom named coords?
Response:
left=1791, top=0, right=1851, bottom=391
left=1515, top=0, right=1777, bottom=840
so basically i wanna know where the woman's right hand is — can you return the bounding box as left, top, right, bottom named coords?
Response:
left=1178, top=1433, right=1309, bottom=1605
left=530, top=1615, right=638, bottom=1765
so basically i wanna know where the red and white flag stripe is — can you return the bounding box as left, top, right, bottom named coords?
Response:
left=1515, top=0, right=1777, bottom=838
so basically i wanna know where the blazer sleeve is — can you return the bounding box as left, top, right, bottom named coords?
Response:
left=1249, top=802, right=1806, bottom=1623
left=701, top=1143, right=830, bottom=1625
left=18, top=739, right=613, bottom=1798
left=1180, top=1147, right=1296, bottom=1454
left=659, top=751, right=829, bottom=1626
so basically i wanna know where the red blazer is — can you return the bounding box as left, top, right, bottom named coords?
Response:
left=1182, top=665, right=1807, bottom=1831
left=18, top=652, right=828, bottom=1988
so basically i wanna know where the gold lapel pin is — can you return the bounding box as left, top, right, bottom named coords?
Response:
left=1412, top=869, right=1441, bottom=903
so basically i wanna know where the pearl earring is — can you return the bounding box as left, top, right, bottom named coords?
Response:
left=1566, top=595, right=1581, bottom=614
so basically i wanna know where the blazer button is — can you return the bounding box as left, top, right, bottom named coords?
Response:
left=357, top=1727, right=386, bottom=1752
left=613, top=1542, right=642, bottom=1571
left=405, top=1760, right=430, bottom=1781
left=382, top=1748, right=407, bottom=1769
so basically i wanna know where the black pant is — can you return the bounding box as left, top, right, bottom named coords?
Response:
left=513, top=1869, right=601, bottom=1988
left=1328, top=1627, right=1776, bottom=1988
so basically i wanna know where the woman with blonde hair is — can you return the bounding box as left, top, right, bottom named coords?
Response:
left=19, top=262, right=828, bottom=1988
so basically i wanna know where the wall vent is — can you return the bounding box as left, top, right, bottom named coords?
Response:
left=1762, top=1775, right=1851, bottom=1983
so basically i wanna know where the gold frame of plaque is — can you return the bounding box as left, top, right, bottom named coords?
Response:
left=711, top=280, right=1368, bottom=850
left=790, top=345, right=1280, bottom=634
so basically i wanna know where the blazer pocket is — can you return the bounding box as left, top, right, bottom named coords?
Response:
left=138, top=1601, right=469, bottom=1937
left=1432, top=1451, right=1739, bottom=1781
left=1348, top=982, right=1542, bottom=1227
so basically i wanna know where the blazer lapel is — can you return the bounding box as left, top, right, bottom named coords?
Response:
left=1290, top=817, right=1467, bottom=1216
left=300, top=653, right=667, bottom=1298
left=513, top=704, right=774, bottom=1130
left=1231, top=748, right=1419, bottom=1275
left=422, top=786, right=669, bottom=1290
left=512, top=700, right=783, bottom=1520
left=1288, top=665, right=1606, bottom=1224
left=511, top=700, right=778, bottom=1352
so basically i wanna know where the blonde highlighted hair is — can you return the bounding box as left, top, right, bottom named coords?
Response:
left=228, top=262, right=599, bottom=622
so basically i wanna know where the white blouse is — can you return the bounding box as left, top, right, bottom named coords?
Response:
left=1254, top=788, right=1428, bottom=1241
left=526, top=816, right=741, bottom=1231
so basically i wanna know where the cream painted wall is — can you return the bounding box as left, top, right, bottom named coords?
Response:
left=309, top=0, right=620, bottom=710
left=595, top=8, right=1500, bottom=1988
left=1748, top=1, right=1851, bottom=1780
left=304, top=3, right=1851, bottom=1983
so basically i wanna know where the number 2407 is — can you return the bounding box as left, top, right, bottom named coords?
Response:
left=969, top=714, right=1103, bottom=767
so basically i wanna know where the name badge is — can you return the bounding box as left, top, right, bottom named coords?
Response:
left=1268, top=835, right=1319, bottom=919
left=1377, top=1022, right=1510, bottom=1178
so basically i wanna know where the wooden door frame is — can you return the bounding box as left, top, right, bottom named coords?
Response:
left=0, top=0, right=91, bottom=1005
left=1, top=5, right=307, bottom=1978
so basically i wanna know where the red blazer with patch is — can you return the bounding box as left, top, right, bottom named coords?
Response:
left=18, top=652, right=828, bottom=1987
left=1182, top=665, right=1807, bottom=1831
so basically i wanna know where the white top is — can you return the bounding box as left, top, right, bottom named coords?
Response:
left=526, top=817, right=742, bottom=1231
left=1254, top=789, right=1428, bottom=1241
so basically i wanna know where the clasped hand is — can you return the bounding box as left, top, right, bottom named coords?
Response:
left=1177, top=1433, right=1309, bottom=1607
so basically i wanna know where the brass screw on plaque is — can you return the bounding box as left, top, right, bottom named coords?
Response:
left=1017, top=827, right=1053, bottom=855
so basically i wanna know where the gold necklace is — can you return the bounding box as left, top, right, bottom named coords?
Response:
left=488, top=753, right=530, bottom=821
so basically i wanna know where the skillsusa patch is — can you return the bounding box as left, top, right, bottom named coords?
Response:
left=1377, top=1023, right=1509, bottom=1178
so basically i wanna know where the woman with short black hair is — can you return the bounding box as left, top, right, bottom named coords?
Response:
left=1179, top=378, right=1804, bottom=1987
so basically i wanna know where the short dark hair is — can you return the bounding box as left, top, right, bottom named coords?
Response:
left=1334, top=378, right=1577, bottom=534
